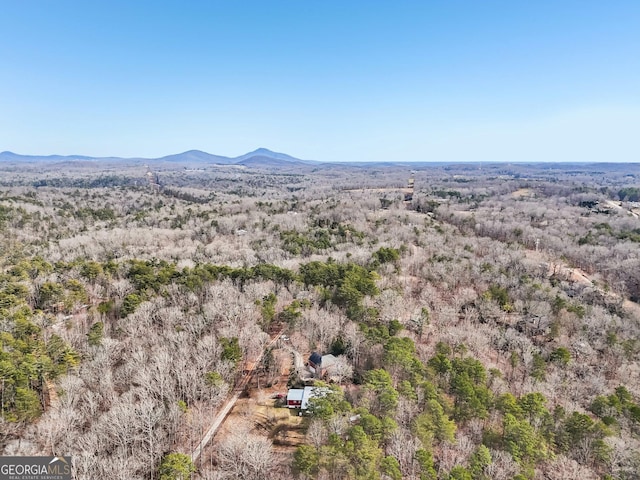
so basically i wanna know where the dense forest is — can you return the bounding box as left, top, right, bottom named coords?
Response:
left=1, top=159, right=640, bottom=479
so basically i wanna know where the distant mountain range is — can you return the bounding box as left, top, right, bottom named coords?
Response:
left=0, top=148, right=315, bottom=168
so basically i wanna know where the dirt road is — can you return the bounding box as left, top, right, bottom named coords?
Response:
left=524, top=249, right=640, bottom=318
left=190, top=330, right=283, bottom=464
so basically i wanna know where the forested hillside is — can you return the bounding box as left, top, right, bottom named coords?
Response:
left=1, top=161, right=640, bottom=479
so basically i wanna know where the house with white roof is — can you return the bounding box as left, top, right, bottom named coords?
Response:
left=286, top=386, right=328, bottom=410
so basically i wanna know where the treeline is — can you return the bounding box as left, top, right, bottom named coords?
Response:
left=618, top=187, right=640, bottom=202
left=31, top=175, right=141, bottom=189
left=124, top=250, right=396, bottom=319
left=278, top=222, right=366, bottom=255
left=0, top=266, right=79, bottom=421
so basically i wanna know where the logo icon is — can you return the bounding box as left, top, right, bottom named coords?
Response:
left=0, top=456, right=72, bottom=480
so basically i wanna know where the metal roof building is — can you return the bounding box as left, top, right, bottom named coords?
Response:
left=286, top=389, right=304, bottom=408
left=286, top=386, right=329, bottom=410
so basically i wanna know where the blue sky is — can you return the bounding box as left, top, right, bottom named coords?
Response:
left=1, top=1, right=639, bottom=162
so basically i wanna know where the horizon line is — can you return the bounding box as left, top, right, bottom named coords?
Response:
left=1, top=149, right=638, bottom=165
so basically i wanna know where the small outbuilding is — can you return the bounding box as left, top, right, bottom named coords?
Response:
left=286, top=389, right=304, bottom=408
left=286, top=386, right=329, bottom=410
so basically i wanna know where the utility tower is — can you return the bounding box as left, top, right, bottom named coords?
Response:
left=404, top=170, right=416, bottom=203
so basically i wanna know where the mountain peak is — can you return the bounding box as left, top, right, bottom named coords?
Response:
left=233, top=148, right=303, bottom=164
left=0, top=148, right=314, bottom=167
left=157, top=150, right=233, bottom=163
left=180, top=149, right=207, bottom=154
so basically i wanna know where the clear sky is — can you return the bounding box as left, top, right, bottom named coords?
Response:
left=1, top=1, right=639, bottom=162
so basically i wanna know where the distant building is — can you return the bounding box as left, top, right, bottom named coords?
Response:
left=307, top=352, right=338, bottom=379
left=286, top=386, right=328, bottom=410
left=308, top=352, right=322, bottom=369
